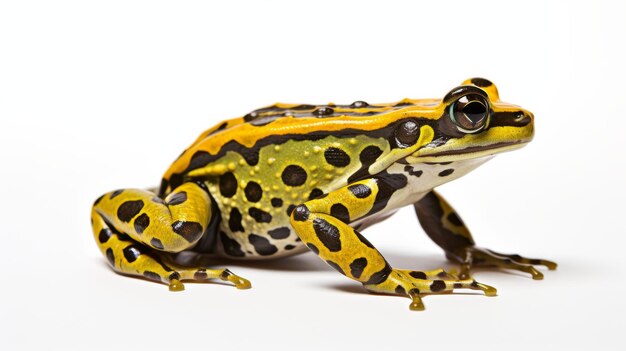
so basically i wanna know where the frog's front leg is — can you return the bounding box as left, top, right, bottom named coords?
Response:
left=290, top=178, right=496, bottom=311
left=91, top=182, right=250, bottom=291
left=414, top=191, right=557, bottom=280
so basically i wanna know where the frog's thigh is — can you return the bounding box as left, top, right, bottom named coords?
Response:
left=91, top=183, right=250, bottom=290
left=93, top=182, right=212, bottom=252
left=289, top=180, right=495, bottom=311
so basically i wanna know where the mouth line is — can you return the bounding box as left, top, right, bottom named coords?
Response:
left=418, top=140, right=525, bottom=158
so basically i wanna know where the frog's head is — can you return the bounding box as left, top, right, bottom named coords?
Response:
left=402, top=78, right=534, bottom=163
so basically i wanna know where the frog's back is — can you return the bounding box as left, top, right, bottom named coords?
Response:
left=160, top=100, right=439, bottom=259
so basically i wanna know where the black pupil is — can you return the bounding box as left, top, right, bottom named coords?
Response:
left=462, top=101, right=486, bottom=124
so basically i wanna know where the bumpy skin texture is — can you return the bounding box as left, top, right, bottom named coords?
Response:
left=91, top=78, right=555, bottom=310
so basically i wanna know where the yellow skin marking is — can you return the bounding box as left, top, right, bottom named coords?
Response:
left=91, top=78, right=556, bottom=311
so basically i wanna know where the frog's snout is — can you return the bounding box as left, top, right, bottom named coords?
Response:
left=489, top=107, right=535, bottom=144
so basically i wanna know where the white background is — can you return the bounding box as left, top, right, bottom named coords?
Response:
left=1, top=1, right=625, bottom=350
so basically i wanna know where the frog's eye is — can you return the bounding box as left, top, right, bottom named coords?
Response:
left=450, top=94, right=489, bottom=133
left=395, top=120, right=420, bottom=148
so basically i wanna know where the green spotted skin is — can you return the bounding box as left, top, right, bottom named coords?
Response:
left=90, top=78, right=556, bottom=310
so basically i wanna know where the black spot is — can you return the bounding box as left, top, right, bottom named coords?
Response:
left=110, top=189, right=123, bottom=199
left=219, top=269, right=232, bottom=280
left=167, top=191, right=187, bottom=206
left=123, top=245, right=142, bottom=263
left=437, top=271, right=448, bottom=278
left=355, top=231, right=375, bottom=249
left=430, top=280, right=446, bottom=292
left=324, top=147, right=351, bottom=167
left=281, top=165, right=307, bottom=186
left=286, top=204, right=296, bottom=216
left=349, top=257, right=368, bottom=279
left=395, top=120, right=420, bottom=147
left=93, top=194, right=105, bottom=206
left=447, top=212, right=464, bottom=226
left=350, top=100, right=369, bottom=108
left=271, top=198, right=283, bottom=207
left=308, top=188, right=325, bottom=200
left=312, top=218, right=341, bottom=252
left=326, top=260, right=345, bottom=275
left=172, top=221, right=203, bottom=242
left=195, top=269, right=208, bottom=280
left=248, top=234, right=278, bottom=256
left=363, top=263, right=392, bottom=285
left=219, top=172, right=238, bottom=197
left=169, top=272, right=181, bottom=281
left=228, top=208, right=245, bottom=232
left=306, top=243, right=319, bottom=255
left=285, top=244, right=296, bottom=250
left=244, top=181, right=263, bottom=202
left=220, top=231, right=245, bottom=257
left=150, top=238, right=164, bottom=249
left=248, top=207, right=272, bottom=223
left=143, top=271, right=162, bottom=282
left=395, top=285, right=406, bottom=294
left=409, top=271, right=428, bottom=279
left=105, top=248, right=115, bottom=266
left=241, top=148, right=259, bottom=166
left=348, top=145, right=383, bottom=183
left=133, top=213, right=150, bottom=234
left=292, top=205, right=309, bottom=222
left=98, top=228, right=113, bottom=243
left=117, top=200, right=144, bottom=222
left=330, top=203, right=350, bottom=223
left=438, top=169, right=454, bottom=177
left=404, top=165, right=423, bottom=177
left=470, top=78, right=493, bottom=87
left=188, top=151, right=212, bottom=171
left=117, top=233, right=131, bottom=241
left=314, top=107, right=334, bottom=117
left=268, top=227, right=290, bottom=239
left=360, top=145, right=384, bottom=164
left=454, top=283, right=463, bottom=289
left=348, top=184, right=372, bottom=198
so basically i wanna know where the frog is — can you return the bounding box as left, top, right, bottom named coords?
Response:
left=90, top=78, right=556, bottom=311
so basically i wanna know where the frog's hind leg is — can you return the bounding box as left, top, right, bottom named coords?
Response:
left=90, top=182, right=251, bottom=290
left=289, top=178, right=496, bottom=311
left=414, top=190, right=557, bottom=280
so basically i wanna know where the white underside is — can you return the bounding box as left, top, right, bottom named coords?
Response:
left=350, top=156, right=493, bottom=231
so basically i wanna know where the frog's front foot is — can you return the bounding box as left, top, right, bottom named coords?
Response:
left=364, top=268, right=497, bottom=311
left=448, top=246, right=557, bottom=280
